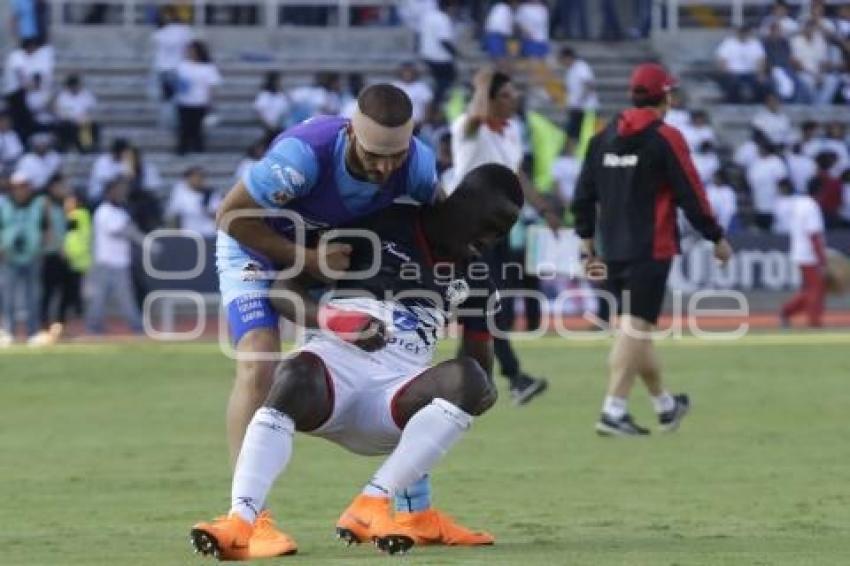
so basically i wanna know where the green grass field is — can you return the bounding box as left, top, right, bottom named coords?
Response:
left=2, top=334, right=850, bottom=565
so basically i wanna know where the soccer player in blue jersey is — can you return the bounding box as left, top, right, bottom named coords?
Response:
left=213, top=84, right=440, bottom=552
left=192, top=164, right=522, bottom=559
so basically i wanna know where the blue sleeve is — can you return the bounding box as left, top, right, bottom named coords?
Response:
left=406, top=138, right=439, bottom=205
left=243, top=137, right=319, bottom=208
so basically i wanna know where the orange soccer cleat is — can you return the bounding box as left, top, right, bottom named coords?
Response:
left=250, top=510, right=298, bottom=558
left=394, top=508, right=495, bottom=546
left=189, top=513, right=253, bottom=561
left=335, top=494, right=415, bottom=554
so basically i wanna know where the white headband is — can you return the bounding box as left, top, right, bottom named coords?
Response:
left=350, top=107, right=414, bottom=155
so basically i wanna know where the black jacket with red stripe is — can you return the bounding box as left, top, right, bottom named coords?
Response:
left=572, top=108, right=723, bottom=262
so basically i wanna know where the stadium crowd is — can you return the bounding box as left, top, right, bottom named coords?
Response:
left=2, top=0, right=850, bottom=344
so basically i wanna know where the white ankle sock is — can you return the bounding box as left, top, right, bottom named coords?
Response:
left=366, top=399, right=472, bottom=496
left=652, top=392, right=676, bottom=414
left=230, top=407, right=294, bottom=523
left=602, top=396, right=628, bottom=420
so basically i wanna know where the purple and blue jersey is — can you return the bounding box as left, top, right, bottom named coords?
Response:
left=217, top=115, right=439, bottom=343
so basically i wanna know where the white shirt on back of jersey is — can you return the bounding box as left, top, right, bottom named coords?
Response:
left=746, top=154, right=788, bottom=214
left=94, top=201, right=132, bottom=268
left=779, top=194, right=824, bottom=265
left=449, top=113, right=523, bottom=193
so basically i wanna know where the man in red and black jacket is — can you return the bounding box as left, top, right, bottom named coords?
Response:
left=572, top=63, right=733, bottom=437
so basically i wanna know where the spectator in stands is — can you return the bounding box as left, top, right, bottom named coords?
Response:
left=693, top=140, right=720, bottom=185
left=234, top=140, right=266, bottom=185
left=599, top=0, right=624, bottom=41
left=419, top=0, right=458, bottom=105
left=3, top=38, right=54, bottom=141
left=483, top=1, right=516, bottom=62
left=680, top=110, right=716, bottom=153
left=785, top=142, right=818, bottom=195
left=175, top=40, right=222, bottom=155
left=800, top=120, right=824, bottom=158
left=287, top=73, right=341, bottom=125
left=552, top=0, right=589, bottom=41
left=630, top=0, right=653, bottom=39
left=751, top=93, right=792, bottom=147
left=778, top=178, right=826, bottom=328
left=551, top=138, right=581, bottom=210
left=559, top=47, right=598, bottom=142
left=254, top=71, right=289, bottom=146
left=15, top=132, right=61, bottom=192
left=0, top=112, right=24, bottom=178
left=791, top=19, right=839, bottom=105
left=0, top=171, right=46, bottom=344
left=746, top=139, right=788, bottom=231
left=54, top=74, right=100, bottom=153
left=124, top=145, right=163, bottom=196
left=32, top=173, right=71, bottom=346
left=716, top=25, right=768, bottom=103
left=664, top=89, right=690, bottom=132
left=417, top=101, right=449, bottom=151
left=762, top=20, right=814, bottom=103
left=25, top=70, right=53, bottom=133
left=89, top=138, right=130, bottom=204
left=338, top=73, right=364, bottom=119
left=392, top=62, right=434, bottom=127
left=706, top=170, right=738, bottom=232
left=811, top=151, right=844, bottom=228
left=734, top=128, right=771, bottom=167
left=10, top=0, right=49, bottom=45
left=821, top=121, right=849, bottom=175
left=150, top=7, right=194, bottom=102
left=760, top=0, right=799, bottom=38
left=516, top=0, right=550, bottom=59
left=165, top=166, right=221, bottom=237
left=86, top=178, right=144, bottom=335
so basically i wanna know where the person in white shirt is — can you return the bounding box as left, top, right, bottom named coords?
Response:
left=483, top=1, right=517, bottom=61
left=88, top=138, right=130, bottom=204
left=418, top=0, right=457, bottom=105
left=785, top=142, right=818, bottom=195
left=821, top=121, right=850, bottom=177
left=705, top=171, right=738, bottom=232
left=750, top=93, right=791, bottom=147
left=715, top=25, right=768, bottom=103
left=746, top=141, right=788, bottom=231
left=0, top=112, right=24, bottom=176
left=85, top=179, right=144, bottom=335
left=559, top=46, right=598, bottom=141
left=150, top=10, right=194, bottom=101
left=54, top=74, right=100, bottom=153
left=287, top=73, right=341, bottom=125
left=391, top=63, right=434, bottom=126
left=759, top=0, right=799, bottom=38
left=777, top=180, right=827, bottom=328
left=234, top=140, right=266, bottom=186
left=254, top=71, right=289, bottom=144
left=679, top=110, right=716, bottom=154
left=450, top=68, right=557, bottom=403
left=3, top=39, right=54, bottom=141
left=692, top=141, right=720, bottom=185
left=165, top=166, right=221, bottom=237
left=516, top=0, right=550, bottom=59
left=15, top=133, right=61, bottom=192
left=175, top=40, right=222, bottom=154
left=790, top=19, right=840, bottom=105
left=663, top=89, right=690, bottom=132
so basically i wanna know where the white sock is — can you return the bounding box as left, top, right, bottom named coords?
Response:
left=230, top=407, right=294, bottom=523
left=366, top=398, right=472, bottom=496
left=652, top=391, right=676, bottom=414
left=602, top=396, right=628, bottom=420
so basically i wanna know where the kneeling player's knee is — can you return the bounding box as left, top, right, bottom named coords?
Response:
left=264, top=353, right=330, bottom=430
left=455, top=357, right=497, bottom=416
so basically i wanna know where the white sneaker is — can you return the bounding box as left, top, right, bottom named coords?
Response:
left=0, top=330, right=13, bottom=348
left=27, top=331, right=54, bottom=347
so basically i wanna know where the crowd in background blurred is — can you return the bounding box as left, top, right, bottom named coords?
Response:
left=2, top=0, right=850, bottom=344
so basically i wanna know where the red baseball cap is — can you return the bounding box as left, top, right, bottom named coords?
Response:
left=629, top=63, right=678, bottom=98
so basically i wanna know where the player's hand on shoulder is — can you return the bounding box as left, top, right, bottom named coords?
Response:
left=713, top=238, right=732, bottom=266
